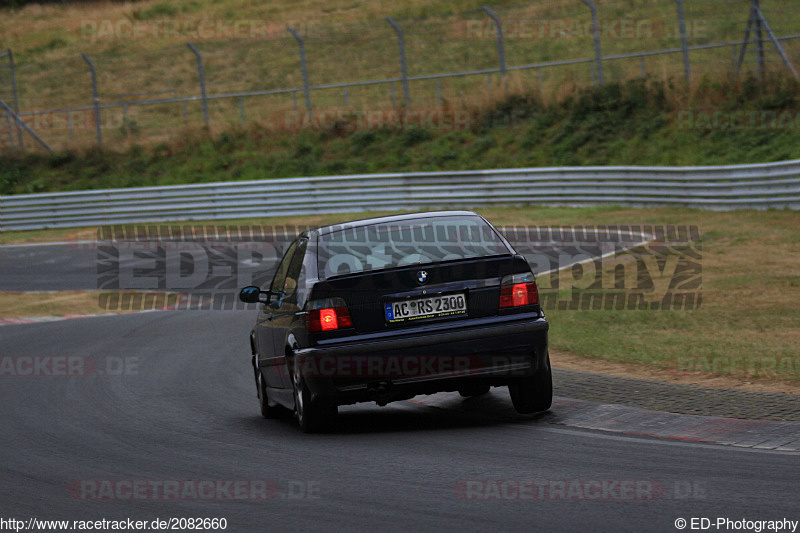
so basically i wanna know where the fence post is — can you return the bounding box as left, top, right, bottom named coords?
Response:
left=0, top=98, right=53, bottom=153
left=386, top=17, right=410, bottom=107
left=122, top=103, right=129, bottom=134
left=187, top=43, right=209, bottom=126
left=5, top=110, right=13, bottom=149
left=753, top=0, right=765, bottom=79
left=581, top=0, right=604, bottom=86
left=7, top=49, right=23, bottom=148
left=182, top=101, right=189, bottom=127
left=754, top=6, right=799, bottom=79
left=81, top=53, right=102, bottom=149
left=735, top=6, right=754, bottom=76
left=288, top=27, right=312, bottom=111
left=675, top=0, right=691, bottom=84
left=482, top=6, right=507, bottom=94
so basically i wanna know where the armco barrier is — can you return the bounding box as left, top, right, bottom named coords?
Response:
left=1, top=160, right=799, bottom=230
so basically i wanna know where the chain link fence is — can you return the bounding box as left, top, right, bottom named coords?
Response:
left=1, top=0, right=798, bottom=153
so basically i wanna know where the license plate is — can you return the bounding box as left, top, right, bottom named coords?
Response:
left=385, top=293, right=467, bottom=324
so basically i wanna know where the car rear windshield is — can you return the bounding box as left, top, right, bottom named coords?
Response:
left=317, top=215, right=510, bottom=278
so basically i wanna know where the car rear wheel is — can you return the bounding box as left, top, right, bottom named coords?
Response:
left=508, top=351, right=552, bottom=414
left=292, top=371, right=337, bottom=433
left=254, top=363, right=288, bottom=419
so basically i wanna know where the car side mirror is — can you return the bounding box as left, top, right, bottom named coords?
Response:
left=239, top=286, right=271, bottom=304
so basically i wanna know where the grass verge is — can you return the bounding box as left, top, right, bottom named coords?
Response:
left=3, top=76, right=800, bottom=194
left=0, top=290, right=127, bottom=319
left=3, top=0, right=799, bottom=153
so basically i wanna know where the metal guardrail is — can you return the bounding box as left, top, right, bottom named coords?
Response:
left=1, top=160, right=799, bottom=231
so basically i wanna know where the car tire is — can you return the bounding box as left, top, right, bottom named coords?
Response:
left=255, top=364, right=288, bottom=419
left=292, top=371, right=337, bottom=433
left=509, top=351, right=552, bottom=414
left=458, top=383, right=490, bottom=397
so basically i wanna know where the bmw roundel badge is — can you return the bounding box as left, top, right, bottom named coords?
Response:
left=417, top=270, right=428, bottom=284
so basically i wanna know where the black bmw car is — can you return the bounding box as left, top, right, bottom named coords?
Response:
left=240, top=211, right=551, bottom=432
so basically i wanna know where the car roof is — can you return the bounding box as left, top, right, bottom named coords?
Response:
left=309, top=210, right=482, bottom=236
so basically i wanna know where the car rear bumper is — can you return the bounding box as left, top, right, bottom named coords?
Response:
left=293, top=313, right=549, bottom=406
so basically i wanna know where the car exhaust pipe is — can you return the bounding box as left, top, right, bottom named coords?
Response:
left=368, top=382, right=391, bottom=406
left=375, top=384, right=388, bottom=407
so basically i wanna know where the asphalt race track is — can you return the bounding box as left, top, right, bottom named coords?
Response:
left=1, top=239, right=798, bottom=532
left=0, top=242, right=101, bottom=291
left=2, top=310, right=799, bottom=532
left=0, top=227, right=646, bottom=291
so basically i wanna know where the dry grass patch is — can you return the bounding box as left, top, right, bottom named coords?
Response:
left=0, top=290, right=119, bottom=319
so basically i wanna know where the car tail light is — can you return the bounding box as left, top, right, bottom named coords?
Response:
left=499, top=273, right=539, bottom=308
left=306, top=298, right=353, bottom=332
